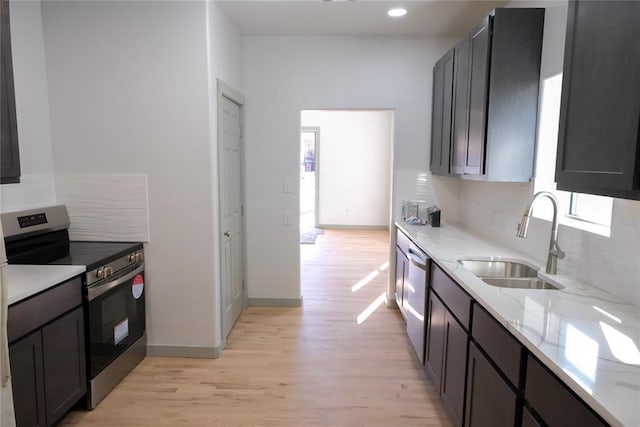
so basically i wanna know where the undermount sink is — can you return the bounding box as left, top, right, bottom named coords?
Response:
left=458, top=259, right=538, bottom=278
left=458, top=259, right=562, bottom=290
left=482, top=277, right=562, bottom=290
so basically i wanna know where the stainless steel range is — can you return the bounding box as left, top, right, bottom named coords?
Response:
left=1, top=205, right=147, bottom=408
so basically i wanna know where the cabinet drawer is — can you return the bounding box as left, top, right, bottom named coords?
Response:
left=471, top=303, right=522, bottom=387
left=396, top=227, right=411, bottom=256
left=8, top=276, right=82, bottom=343
left=525, top=356, right=607, bottom=427
left=431, top=264, right=472, bottom=329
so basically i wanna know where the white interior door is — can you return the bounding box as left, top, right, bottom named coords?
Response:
left=220, top=94, right=244, bottom=339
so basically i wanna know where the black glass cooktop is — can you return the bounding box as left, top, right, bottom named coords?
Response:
left=48, top=241, right=143, bottom=271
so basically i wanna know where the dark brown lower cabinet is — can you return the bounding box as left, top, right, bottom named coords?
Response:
left=394, top=246, right=407, bottom=312
left=522, top=406, right=542, bottom=427
left=441, top=310, right=468, bottom=427
left=42, top=307, right=86, bottom=425
left=465, top=341, right=517, bottom=427
left=418, top=262, right=608, bottom=427
left=425, top=291, right=446, bottom=385
left=525, top=356, right=607, bottom=427
left=9, top=306, right=86, bottom=427
left=9, top=331, right=46, bottom=427
left=425, top=290, right=468, bottom=427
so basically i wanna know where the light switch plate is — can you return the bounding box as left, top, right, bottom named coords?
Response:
left=283, top=179, right=292, bottom=193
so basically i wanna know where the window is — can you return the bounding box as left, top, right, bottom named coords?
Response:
left=568, top=193, right=613, bottom=227
left=532, top=73, right=613, bottom=236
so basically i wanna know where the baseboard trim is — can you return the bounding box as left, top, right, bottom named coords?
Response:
left=248, top=297, right=303, bottom=307
left=386, top=298, right=399, bottom=309
left=147, top=344, right=224, bottom=359
left=318, top=224, right=388, bottom=230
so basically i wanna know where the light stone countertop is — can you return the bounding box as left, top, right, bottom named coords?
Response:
left=396, top=221, right=639, bottom=427
left=5, top=264, right=86, bottom=305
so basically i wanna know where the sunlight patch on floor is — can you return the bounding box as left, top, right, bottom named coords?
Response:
left=351, top=270, right=380, bottom=293
left=351, top=261, right=390, bottom=293
left=356, top=292, right=387, bottom=324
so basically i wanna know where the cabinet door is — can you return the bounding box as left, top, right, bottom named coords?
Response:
left=41, top=307, right=87, bottom=426
left=465, top=341, right=517, bottom=427
left=451, top=37, right=471, bottom=175
left=9, top=331, right=46, bottom=427
left=425, top=292, right=446, bottom=386
left=0, top=0, right=21, bottom=184
left=431, top=49, right=455, bottom=176
left=441, top=310, right=468, bottom=427
left=394, top=247, right=405, bottom=309
left=465, top=16, right=491, bottom=176
left=556, top=1, right=640, bottom=199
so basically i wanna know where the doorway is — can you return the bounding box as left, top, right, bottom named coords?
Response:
left=299, top=109, right=394, bottom=296
left=300, top=127, right=320, bottom=240
left=300, top=110, right=393, bottom=229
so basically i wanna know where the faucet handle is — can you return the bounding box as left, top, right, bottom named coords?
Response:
left=550, top=242, right=566, bottom=259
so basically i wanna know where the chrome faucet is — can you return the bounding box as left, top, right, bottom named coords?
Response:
left=516, top=191, right=565, bottom=274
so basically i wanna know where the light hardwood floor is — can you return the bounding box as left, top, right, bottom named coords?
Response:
left=61, top=229, right=452, bottom=426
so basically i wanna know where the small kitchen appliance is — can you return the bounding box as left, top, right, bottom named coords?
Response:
left=427, top=206, right=441, bottom=227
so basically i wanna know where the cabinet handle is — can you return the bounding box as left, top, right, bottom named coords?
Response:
left=408, top=250, right=429, bottom=270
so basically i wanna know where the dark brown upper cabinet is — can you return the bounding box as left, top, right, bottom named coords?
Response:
left=430, top=48, right=455, bottom=176
left=555, top=1, right=640, bottom=200
left=1, top=0, right=21, bottom=184
left=447, top=8, right=544, bottom=182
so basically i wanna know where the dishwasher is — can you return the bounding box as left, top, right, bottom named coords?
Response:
left=403, top=243, right=430, bottom=364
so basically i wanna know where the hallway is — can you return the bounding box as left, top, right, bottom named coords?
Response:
left=61, top=229, right=451, bottom=426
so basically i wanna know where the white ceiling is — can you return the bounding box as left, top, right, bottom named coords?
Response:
left=214, top=0, right=509, bottom=37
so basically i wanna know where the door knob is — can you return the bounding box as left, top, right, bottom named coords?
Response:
left=224, top=231, right=231, bottom=238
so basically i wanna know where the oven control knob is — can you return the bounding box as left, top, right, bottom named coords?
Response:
left=135, top=253, right=143, bottom=262
left=96, top=268, right=105, bottom=279
left=128, top=254, right=136, bottom=263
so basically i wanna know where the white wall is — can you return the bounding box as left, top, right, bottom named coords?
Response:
left=1, top=1, right=55, bottom=212
left=458, top=2, right=640, bottom=306
left=301, top=110, right=392, bottom=227
left=244, top=36, right=459, bottom=301
left=41, top=0, right=243, bottom=353
left=205, top=0, right=245, bottom=348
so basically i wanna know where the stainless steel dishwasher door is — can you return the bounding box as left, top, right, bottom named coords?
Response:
left=404, top=245, right=429, bottom=364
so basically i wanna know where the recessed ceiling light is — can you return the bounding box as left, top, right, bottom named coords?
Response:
left=388, top=8, right=407, bottom=18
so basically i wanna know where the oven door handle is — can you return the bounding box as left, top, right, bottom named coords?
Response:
left=87, top=263, right=145, bottom=302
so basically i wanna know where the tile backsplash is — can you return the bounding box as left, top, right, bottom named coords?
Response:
left=458, top=180, right=640, bottom=306
left=55, top=174, right=150, bottom=242
left=393, top=169, right=460, bottom=225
